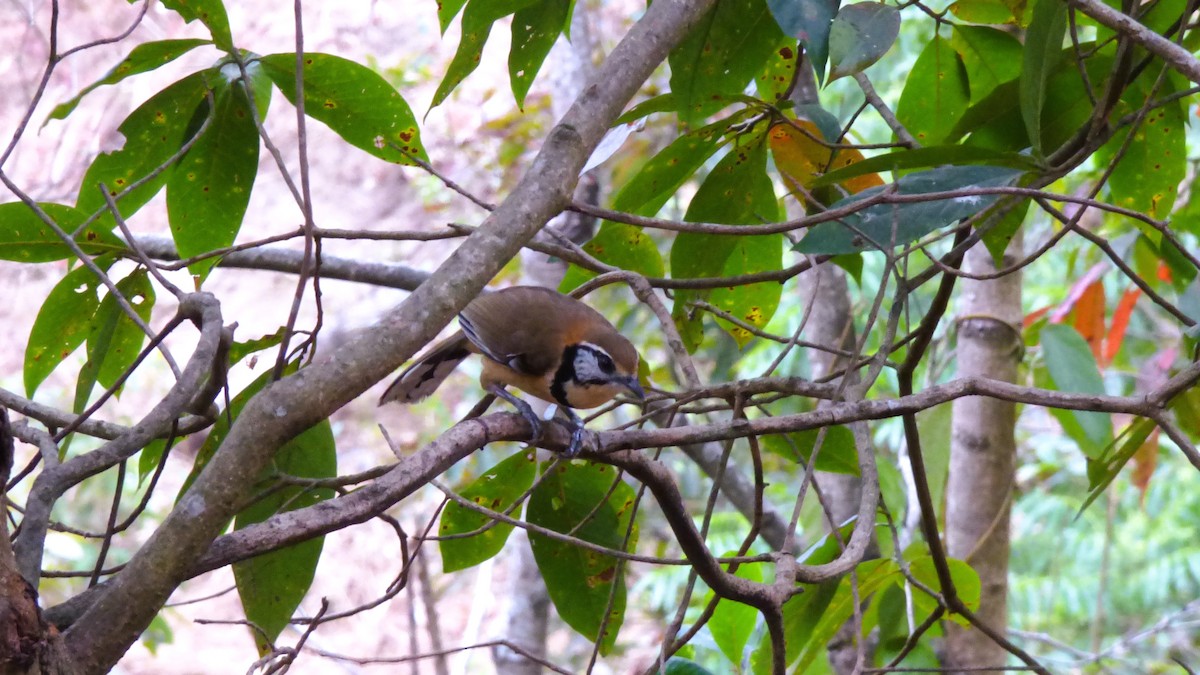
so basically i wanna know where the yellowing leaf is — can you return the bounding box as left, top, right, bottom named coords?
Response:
left=768, top=120, right=883, bottom=202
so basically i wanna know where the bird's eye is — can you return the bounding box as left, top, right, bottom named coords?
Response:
left=597, top=353, right=615, bottom=374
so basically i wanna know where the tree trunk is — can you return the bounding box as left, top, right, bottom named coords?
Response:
left=943, top=240, right=1022, bottom=673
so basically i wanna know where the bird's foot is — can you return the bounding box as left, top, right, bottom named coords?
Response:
left=488, top=385, right=543, bottom=444
left=562, top=407, right=587, bottom=458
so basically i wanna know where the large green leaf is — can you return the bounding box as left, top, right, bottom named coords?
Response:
left=527, top=461, right=637, bottom=654
left=47, top=39, right=211, bottom=122
left=233, top=417, right=337, bottom=654
left=761, top=425, right=860, bottom=475
left=895, top=35, right=969, bottom=146
left=671, top=136, right=782, bottom=350
left=24, top=258, right=114, bottom=396
left=509, top=0, right=570, bottom=109
left=166, top=73, right=262, bottom=281
left=1040, top=323, right=1113, bottom=457
left=1097, top=83, right=1187, bottom=222
left=950, top=25, right=1022, bottom=105
left=429, top=0, right=541, bottom=109
left=559, top=222, right=665, bottom=292
left=794, top=165, right=1025, bottom=254
left=260, top=53, right=427, bottom=165
left=707, top=558, right=766, bottom=665
left=792, top=558, right=900, bottom=672
left=75, top=72, right=211, bottom=228
left=827, top=3, right=900, bottom=82
left=767, top=0, right=841, bottom=83
left=0, top=202, right=126, bottom=262
left=440, top=449, right=538, bottom=572
left=160, top=0, right=233, bottom=51
left=670, top=0, right=786, bottom=124
left=1020, top=0, right=1067, bottom=156
left=812, top=145, right=1036, bottom=187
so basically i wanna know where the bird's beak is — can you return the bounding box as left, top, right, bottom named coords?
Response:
left=622, top=376, right=645, bottom=401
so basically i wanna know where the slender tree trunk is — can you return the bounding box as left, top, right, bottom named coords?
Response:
left=943, top=240, right=1022, bottom=673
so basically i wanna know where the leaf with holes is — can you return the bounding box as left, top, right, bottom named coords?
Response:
left=1041, top=323, right=1113, bottom=457
left=160, top=0, right=233, bottom=51
left=794, top=165, right=1025, bottom=254
left=509, top=0, right=570, bottom=109
left=234, top=417, right=336, bottom=655
left=261, top=53, right=426, bottom=164
left=440, top=449, right=538, bottom=572
left=896, top=35, right=969, bottom=146
left=559, top=222, right=664, bottom=293
left=47, top=39, right=211, bottom=123
left=527, top=461, right=637, bottom=654
left=76, top=72, right=211, bottom=229
left=166, top=71, right=265, bottom=280
left=0, top=202, right=125, bottom=262
left=80, top=269, right=156, bottom=400
left=430, top=0, right=541, bottom=109
left=24, top=258, right=114, bottom=397
left=669, top=0, right=785, bottom=124
left=1097, top=83, right=1186, bottom=222
left=827, top=3, right=900, bottom=82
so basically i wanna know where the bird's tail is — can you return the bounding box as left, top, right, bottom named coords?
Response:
left=379, top=332, right=472, bottom=405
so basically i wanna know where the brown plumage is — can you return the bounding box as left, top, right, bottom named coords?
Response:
left=379, top=286, right=643, bottom=455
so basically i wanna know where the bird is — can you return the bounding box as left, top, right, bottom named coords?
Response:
left=379, top=286, right=644, bottom=456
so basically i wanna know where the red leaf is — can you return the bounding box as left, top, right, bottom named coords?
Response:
left=1103, top=286, right=1141, bottom=366
left=1072, top=280, right=1106, bottom=362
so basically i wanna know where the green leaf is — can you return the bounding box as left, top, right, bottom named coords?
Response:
left=910, top=556, right=981, bottom=616
left=1097, top=85, right=1186, bottom=222
left=260, top=53, right=427, bottom=165
left=762, top=425, right=859, bottom=475
left=160, top=0, right=233, bottom=51
left=916, top=404, right=952, bottom=521
left=949, top=0, right=1018, bottom=24
left=440, top=449, right=538, bottom=572
left=827, top=3, right=900, bottom=82
left=430, top=0, right=541, bottom=109
left=92, top=270, right=155, bottom=391
left=665, top=657, right=716, bottom=675
left=615, top=94, right=678, bottom=125
left=76, top=73, right=211, bottom=229
left=509, top=0, right=570, bottom=109
left=559, top=222, right=665, bottom=292
left=751, top=579, right=839, bottom=674
left=1040, top=323, right=1113, bottom=457
left=795, top=165, right=1025, bottom=254
left=671, top=136, right=782, bottom=350
left=812, top=145, right=1036, bottom=188
left=438, top=0, right=471, bottom=32
left=768, top=0, right=840, bottom=83
left=708, top=558, right=766, bottom=665
left=166, top=74, right=261, bottom=281
left=1078, top=417, right=1155, bottom=516
left=895, top=35, right=970, bottom=146
left=227, top=328, right=287, bottom=367
left=1020, top=0, right=1067, bottom=156
left=234, top=417, right=337, bottom=654
left=46, top=39, right=210, bottom=123
left=527, top=461, right=637, bottom=654
left=0, top=202, right=126, bottom=262
left=950, top=25, right=1022, bottom=105
left=669, top=0, right=786, bottom=124
left=24, top=258, right=113, bottom=396
left=793, top=558, right=900, bottom=672
left=755, top=41, right=801, bottom=104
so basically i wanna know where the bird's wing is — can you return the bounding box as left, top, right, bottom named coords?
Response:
left=459, top=287, right=563, bottom=376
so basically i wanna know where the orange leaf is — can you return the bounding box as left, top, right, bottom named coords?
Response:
left=1023, top=305, right=1052, bottom=328
left=1132, top=427, right=1160, bottom=503
left=1103, top=286, right=1141, bottom=366
left=768, top=120, right=883, bottom=198
left=1072, top=280, right=1105, bottom=362
left=1157, top=260, right=1172, bottom=283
